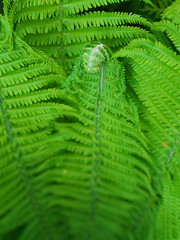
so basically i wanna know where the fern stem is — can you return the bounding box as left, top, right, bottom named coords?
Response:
left=89, top=63, right=104, bottom=240
left=96, top=62, right=104, bottom=139
left=0, top=95, right=13, bottom=143
left=166, top=137, right=180, bottom=165
left=59, top=0, right=65, bottom=69
left=156, top=136, right=180, bottom=185
left=0, top=93, right=54, bottom=240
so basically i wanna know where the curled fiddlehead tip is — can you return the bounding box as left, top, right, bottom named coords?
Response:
left=83, top=44, right=110, bottom=73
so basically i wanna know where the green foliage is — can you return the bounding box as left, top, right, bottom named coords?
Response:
left=11, top=0, right=154, bottom=70
left=55, top=44, right=155, bottom=240
left=113, top=38, right=180, bottom=191
left=155, top=164, right=180, bottom=240
left=152, top=0, right=180, bottom=52
left=0, top=0, right=180, bottom=240
left=0, top=14, right=72, bottom=240
left=140, top=0, right=175, bottom=20
left=0, top=14, right=9, bottom=42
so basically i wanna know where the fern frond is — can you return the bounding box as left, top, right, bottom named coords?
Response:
left=114, top=39, right=180, bottom=130
left=163, top=0, right=180, bottom=24
left=12, top=0, right=153, bottom=71
left=0, top=14, right=10, bottom=43
left=16, top=11, right=151, bottom=34
left=151, top=0, right=180, bottom=52
left=13, top=0, right=128, bottom=15
left=140, top=0, right=174, bottom=20
left=53, top=44, right=155, bottom=240
left=155, top=166, right=180, bottom=240
left=0, top=18, right=72, bottom=240
left=153, top=20, right=180, bottom=52
left=113, top=37, right=180, bottom=239
left=113, top=38, right=180, bottom=173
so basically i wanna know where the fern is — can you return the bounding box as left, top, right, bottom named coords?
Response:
left=11, top=0, right=154, bottom=71
left=152, top=0, right=180, bottom=52
left=163, top=0, right=180, bottom=24
left=50, top=44, right=156, bottom=240
left=0, top=15, right=9, bottom=42
left=114, top=38, right=180, bottom=167
left=0, top=15, right=73, bottom=240
left=140, top=0, right=175, bottom=20
left=155, top=164, right=180, bottom=240
left=113, top=39, right=180, bottom=237
left=1, top=1, right=180, bottom=240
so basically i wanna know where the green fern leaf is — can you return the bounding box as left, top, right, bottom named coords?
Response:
left=152, top=0, right=180, bottom=52
left=0, top=14, right=10, bottom=43
left=53, top=44, right=155, bottom=240
left=153, top=20, right=180, bottom=52
left=11, top=0, right=153, bottom=71
left=163, top=0, right=180, bottom=24
left=155, top=165, right=180, bottom=240
left=113, top=38, right=180, bottom=185
left=0, top=16, right=72, bottom=240
left=140, top=0, right=174, bottom=21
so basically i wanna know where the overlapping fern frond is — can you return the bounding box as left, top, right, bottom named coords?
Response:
left=0, top=15, right=73, bottom=240
left=11, top=0, right=154, bottom=71
left=140, top=0, right=174, bottom=20
left=152, top=0, right=180, bottom=52
left=114, top=39, right=180, bottom=238
left=114, top=38, right=180, bottom=166
left=155, top=164, right=180, bottom=240
left=50, top=44, right=156, bottom=240
left=0, top=14, right=10, bottom=43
